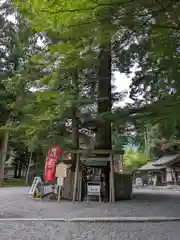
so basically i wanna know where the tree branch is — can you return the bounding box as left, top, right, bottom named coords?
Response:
left=153, top=24, right=180, bottom=31
left=41, top=0, right=133, bottom=14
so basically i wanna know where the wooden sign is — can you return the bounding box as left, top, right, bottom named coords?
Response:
left=55, top=163, right=69, bottom=178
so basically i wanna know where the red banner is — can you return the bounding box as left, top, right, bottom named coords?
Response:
left=47, top=144, right=63, bottom=158
left=44, top=145, right=64, bottom=182
left=44, top=156, right=57, bottom=183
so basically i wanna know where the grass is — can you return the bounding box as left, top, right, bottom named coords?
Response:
left=1, top=179, right=28, bottom=187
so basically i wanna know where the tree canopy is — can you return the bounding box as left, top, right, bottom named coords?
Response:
left=0, top=0, right=179, bottom=181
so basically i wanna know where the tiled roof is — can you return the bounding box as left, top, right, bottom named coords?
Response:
left=139, top=162, right=164, bottom=171
left=153, top=154, right=180, bottom=166
left=139, top=154, right=180, bottom=171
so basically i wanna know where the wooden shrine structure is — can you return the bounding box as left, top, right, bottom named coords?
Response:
left=61, top=149, right=123, bottom=203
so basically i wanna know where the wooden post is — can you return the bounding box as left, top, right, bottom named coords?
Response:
left=58, top=186, right=62, bottom=202
left=78, top=172, right=82, bottom=201
left=72, top=154, right=80, bottom=202
left=110, top=154, right=115, bottom=203
left=173, top=168, right=177, bottom=185
left=109, top=170, right=112, bottom=203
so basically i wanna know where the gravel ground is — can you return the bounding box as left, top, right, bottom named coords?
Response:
left=0, top=221, right=180, bottom=240
left=1, top=188, right=180, bottom=239
left=1, top=187, right=180, bottom=218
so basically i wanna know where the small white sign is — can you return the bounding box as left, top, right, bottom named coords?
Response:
left=57, top=177, right=64, bottom=186
left=43, top=185, right=53, bottom=195
left=87, top=184, right=101, bottom=196
left=135, top=177, right=143, bottom=186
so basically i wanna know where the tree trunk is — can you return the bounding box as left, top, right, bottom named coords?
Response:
left=35, top=153, right=39, bottom=176
left=17, top=164, right=22, bottom=178
left=95, top=42, right=112, bottom=153
left=0, top=115, right=11, bottom=185
left=94, top=42, right=112, bottom=201
left=71, top=69, right=79, bottom=170
left=21, top=167, right=26, bottom=179
left=14, top=162, right=18, bottom=178
left=72, top=111, right=79, bottom=150
left=26, top=150, right=33, bottom=185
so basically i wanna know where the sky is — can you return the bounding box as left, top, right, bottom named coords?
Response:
left=114, top=71, right=134, bottom=106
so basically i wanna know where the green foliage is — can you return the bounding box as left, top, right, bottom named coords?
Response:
left=2, top=0, right=178, bottom=171
left=112, top=130, right=127, bottom=152
left=123, top=147, right=150, bottom=171
left=115, top=1, right=180, bottom=125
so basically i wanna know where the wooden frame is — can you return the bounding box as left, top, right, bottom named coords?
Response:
left=65, top=149, right=121, bottom=203
left=64, top=149, right=122, bottom=155
left=110, top=154, right=115, bottom=203
left=72, top=153, right=80, bottom=202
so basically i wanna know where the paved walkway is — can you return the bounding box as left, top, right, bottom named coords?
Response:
left=1, top=187, right=180, bottom=219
